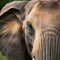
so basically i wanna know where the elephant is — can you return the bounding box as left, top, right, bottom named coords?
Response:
left=23, top=1, right=60, bottom=60
left=0, top=1, right=60, bottom=60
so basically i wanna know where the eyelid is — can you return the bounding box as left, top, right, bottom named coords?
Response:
left=26, top=21, right=32, bottom=27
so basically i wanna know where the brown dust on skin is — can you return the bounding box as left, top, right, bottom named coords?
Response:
left=0, top=1, right=33, bottom=60
left=0, top=21, right=20, bottom=34
left=0, top=13, right=21, bottom=35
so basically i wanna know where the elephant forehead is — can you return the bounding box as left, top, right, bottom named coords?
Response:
left=25, top=2, right=60, bottom=30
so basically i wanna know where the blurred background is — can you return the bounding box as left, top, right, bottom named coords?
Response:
left=0, top=0, right=30, bottom=60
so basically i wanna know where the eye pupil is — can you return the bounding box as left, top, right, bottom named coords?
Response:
left=26, top=21, right=32, bottom=31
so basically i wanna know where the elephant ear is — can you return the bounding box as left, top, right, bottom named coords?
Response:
left=0, top=1, right=32, bottom=60
left=0, top=1, right=27, bottom=22
left=0, top=1, right=28, bottom=37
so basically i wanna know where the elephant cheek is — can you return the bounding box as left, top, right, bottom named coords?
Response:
left=32, top=33, right=41, bottom=59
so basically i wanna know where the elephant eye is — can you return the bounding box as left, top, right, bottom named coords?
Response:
left=26, top=21, right=33, bottom=31
left=26, top=21, right=35, bottom=53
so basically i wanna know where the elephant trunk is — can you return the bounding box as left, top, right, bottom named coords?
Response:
left=32, top=26, right=60, bottom=60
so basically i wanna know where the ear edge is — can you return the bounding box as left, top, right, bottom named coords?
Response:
left=0, top=1, right=28, bottom=16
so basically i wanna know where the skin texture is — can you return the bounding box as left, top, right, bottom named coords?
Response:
left=0, top=1, right=60, bottom=60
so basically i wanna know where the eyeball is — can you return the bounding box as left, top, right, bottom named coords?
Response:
left=26, top=21, right=33, bottom=31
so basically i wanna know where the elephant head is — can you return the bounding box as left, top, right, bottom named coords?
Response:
left=23, top=1, right=60, bottom=60
left=0, top=1, right=60, bottom=60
